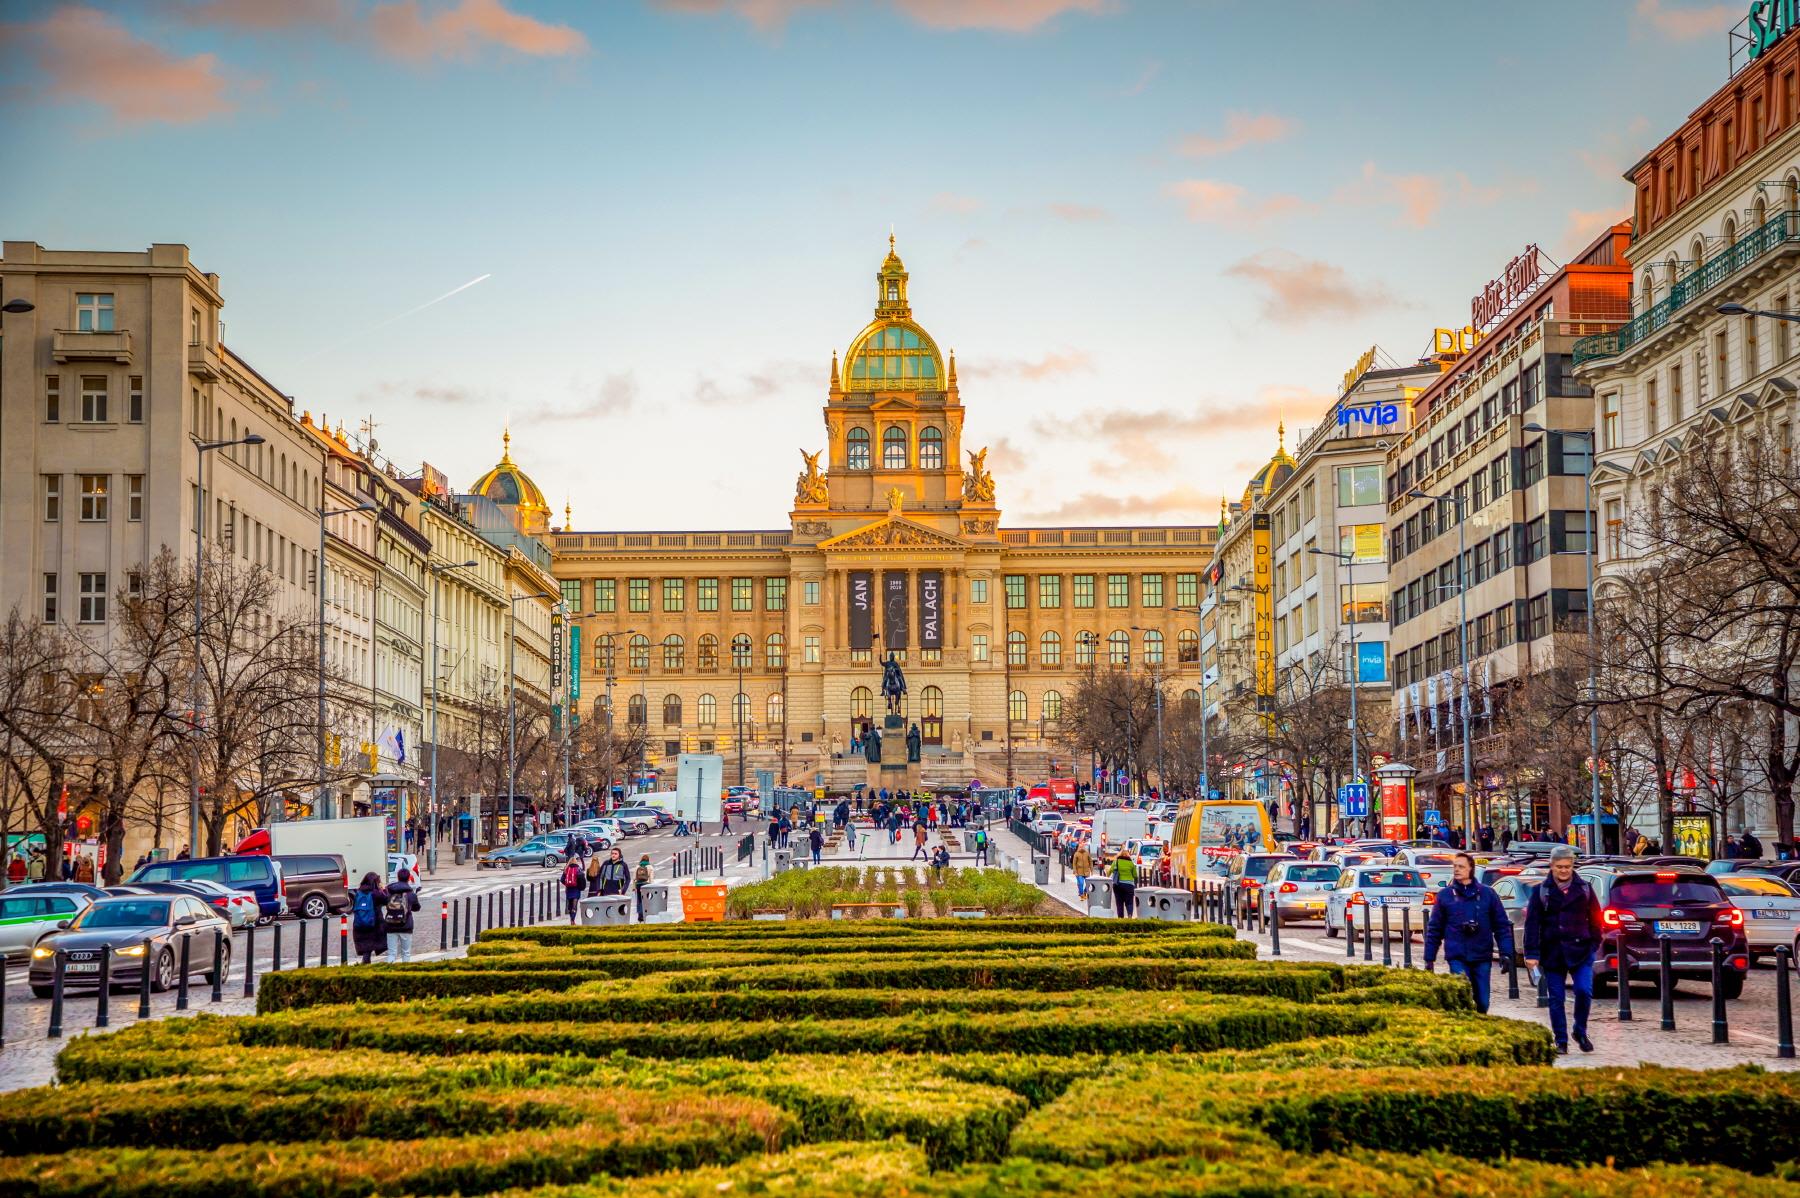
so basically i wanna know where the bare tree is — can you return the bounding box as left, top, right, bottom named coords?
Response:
left=0, top=610, right=84, bottom=880
left=1057, top=667, right=1161, bottom=793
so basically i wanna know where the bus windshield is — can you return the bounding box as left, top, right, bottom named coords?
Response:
left=1194, top=801, right=1273, bottom=857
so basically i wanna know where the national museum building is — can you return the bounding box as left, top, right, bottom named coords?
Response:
left=496, top=243, right=1219, bottom=789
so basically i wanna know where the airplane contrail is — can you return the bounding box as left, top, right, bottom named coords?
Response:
left=369, top=273, right=492, bottom=330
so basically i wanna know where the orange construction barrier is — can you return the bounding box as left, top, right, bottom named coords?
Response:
left=681, top=883, right=728, bottom=923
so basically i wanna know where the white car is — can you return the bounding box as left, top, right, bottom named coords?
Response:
left=1395, top=849, right=1458, bottom=868
left=387, top=853, right=420, bottom=884
left=1718, top=873, right=1800, bottom=963
left=574, top=819, right=626, bottom=848
left=1258, top=861, right=1341, bottom=925
left=612, top=813, right=660, bottom=835
left=1324, top=865, right=1435, bottom=938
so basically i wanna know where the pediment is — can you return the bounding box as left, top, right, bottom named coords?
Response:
left=868, top=395, right=917, bottom=411
left=817, top=515, right=965, bottom=550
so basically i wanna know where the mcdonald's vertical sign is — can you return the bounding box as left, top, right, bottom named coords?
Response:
left=1252, top=513, right=1275, bottom=705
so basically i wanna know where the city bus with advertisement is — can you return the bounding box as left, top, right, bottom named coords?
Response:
left=1166, top=799, right=1276, bottom=891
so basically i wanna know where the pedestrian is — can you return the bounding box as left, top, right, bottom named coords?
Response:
left=721, top=805, right=732, bottom=835
left=27, top=851, right=45, bottom=883
left=1740, top=827, right=1765, bottom=859
left=845, top=818, right=857, bottom=853
left=1423, top=852, right=1514, bottom=1014
left=351, top=871, right=388, bottom=964
left=596, top=847, right=631, bottom=896
left=176, top=844, right=191, bottom=861
left=973, top=825, right=988, bottom=865
left=1523, top=845, right=1603, bottom=1054
left=561, top=856, right=586, bottom=923
left=1071, top=843, right=1094, bottom=898
left=633, top=854, right=653, bottom=922
left=930, top=844, right=950, bottom=880
left=586, top=849, right=605, bottom=896
left=911, top=821, right=929, bottom=861
left=767, top=814, right=781, bottom=847
left=5, top=854, right=25, bottom=886
left=1109, top=851, right=1137, bottom=917
left=808, top=826, right=823, bottom=865
left=383, top=867, right=422, bottom=961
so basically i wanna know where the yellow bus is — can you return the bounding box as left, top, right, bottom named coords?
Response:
left=1167, top=799, right=1275, bottom=892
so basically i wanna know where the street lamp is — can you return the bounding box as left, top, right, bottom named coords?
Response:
left=1525, top=421, right=1605, bottom=851
left=1407, top=485, right=1475, bottom=839
left=506, top=591, right=554, bottom=844
left=1, top=299, right=35, bottom=314
left=619, top=628, right=643, bottom=797
left=1171, top=604, right=1212, bottom=800
left=427, top=559, right=479, bottom=871
left=1130, top=625, right=1166, bottom=797
left=1077, top=631, right=1099, bottom=794
left=190, top=433, right=265, bottom=854
left=315, top=500, right=379, bottom=823
left=1716, top=302, right=1800, bottom=324
left=1307, top=546, right=1366, bottom=825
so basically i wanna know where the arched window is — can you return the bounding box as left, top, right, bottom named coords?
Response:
left=1690, top=238, right=1706, bottom=274
left=1786, top=173, right=1799, bottom=213
left=1042, top=689, right=1064, bottom=722
left=1007, top=629, right=1028, bottom=666
left=1143, top=629, right=1164, bottom=665
left=661, top=694, right=682, bottom=725
left=921, top=685, right=943, bottom=717
left=1108, top=629, right=1130, bottom=665
left=627, top=634, right=650, bottom=671
left=1182, top=688, right=1201, bottom=706
left=1008, top=690, right=1028, bottom=722
left=846, top=427, right=870, bottom=470
left=767, top=692, right=784, bottom=725
left=731, top=633, right=752, bottom=669
left=765, top=632, right=785, bottom=669
left=627, top=694, right=646, bottom=726
left=598, top=634, right=616, bottom=670
left=1075, top=630, right=1097, bottom=666
left=1753, top=195, right=1768, bottom=228
left=1177, top=629, right=1199, bottom=664
left=850, top=686, right=873, bottom=719
left=919, top=426, right=944, bottom=469
left=733, top=692, right=751, bottom=727
left=662, top=634, right=684, bottom=671
left=697, top=693, right=717, bottom=726
left=1724, top=215, right=1738, bottom=246
left=594, top=696, right=611, bottom=725
left=1039, top=630, right=1061, bottom=666
left=882, top=425, right=908, bottom=469
left=697, top=633, right=718, bottom=671
left=1640, top=272, right=1656, bottom=311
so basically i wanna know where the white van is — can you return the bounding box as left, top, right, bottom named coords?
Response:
left=1092, top=809, right=1149, bottom=848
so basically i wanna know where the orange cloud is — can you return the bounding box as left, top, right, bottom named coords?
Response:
left=1164, top=180, right=1306, bottom=228
left=1333, top=162, right=1535, bottom=228
left=1048, top=202, right=1110, bottom=222
left=1034, top=387, right=1321, bottom=474
left=368, top=0, right=588, bottom=62
left=1021, top=486, right=1221, bottom=524
left=1, top=6, right=242, bottom=125
left=1635, top=0, right=1739, bottom=40
left=963, top=350, right=1093, bottom=381
left=895, top=0, right=1113, bottom=31
left=930, top=191, right=983, bottom=214
left=1224, top=251, right=1400, bottom=322
left=171, top=0, right=355, bottom=30
left=1175, top=110, right=1297, bottom=158
left=654, top=0, right=832, bottom=31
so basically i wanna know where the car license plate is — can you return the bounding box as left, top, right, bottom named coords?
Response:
left=65, top=962, right=99, bottom=974
left=1301, top=899, right=1324, bottom=908
left=1655, top=920, right=1701, bottom=934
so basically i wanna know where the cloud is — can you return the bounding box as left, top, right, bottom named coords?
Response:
left=963, top=350, right=1093, bottom=380
left=1560, top=208, right=1628, bottom=257
left=893, top=0, right=1115, bottom=31
left=1121, top=59, right=1161, bottom=96
left=1021, top=486, right=1222, bottom=524
left=1032, top=388, right=1312, bottom=473
left=1332, top=161, right=1536, bottom=228
left=1047, top=202, right=1110, bottom=222
left=1635, top=0, right=1739, bottom=40
left=368, top=0, right=588, bottom=62
left=1164, top=180, right=1306, bottom=228
left=691, top=360, right=814, bottom=407
left=520, top=373, right=639, bottom=423
left=1224, top=250, right=1400, bottom=322
left=0, top=6, right=244, bottom=126
left=1175, top=110, right=1297, bottom=157
left=168, top=0, right=355, bottom=30
left=930, top=191, right=983, bottom=214
left=654, top=0, right=832, bottom=31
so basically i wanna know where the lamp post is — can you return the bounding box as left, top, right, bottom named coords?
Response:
left=1171, top=605, right=1210, bottom=800
left=1525, top=421, right=1603, bottom=850
left=1228, top=581, right=1273, bottom=813
left=1130, top=626, right=1165, bottom=797
left=1307, top=546, right=1365, bottom=824
left=1408, top=486, right=1475, bottom=838
left=190, top=433, right=265, bottom=854
left=1078, top=631, right=1099, bottom=795
left=736, top=651, right=747, bottom=787
left=316, top=501, right=379, bottom=823
left=427, top=559, right=479, bottom=872
left=505, top=591, right=553, bottom=845
left=1716, top=302, right=1800, bottom=324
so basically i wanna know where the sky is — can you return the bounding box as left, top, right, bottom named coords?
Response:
left=0, top=0, right=1748, bottom=529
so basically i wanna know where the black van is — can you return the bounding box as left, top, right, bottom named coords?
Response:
left=129, top=856, right=285, bottom=921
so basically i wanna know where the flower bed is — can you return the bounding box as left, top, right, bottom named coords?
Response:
left=721, top=866, right=1047, bottom=919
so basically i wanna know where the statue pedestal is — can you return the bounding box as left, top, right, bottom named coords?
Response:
left=865, top=713, right=920, bottom=792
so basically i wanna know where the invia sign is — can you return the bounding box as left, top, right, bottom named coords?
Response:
left=1336, top=401, right=1401, bottom=428
left=1748, top=0, right=1796, bottom=58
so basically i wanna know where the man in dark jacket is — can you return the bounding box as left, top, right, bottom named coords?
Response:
left=1423, top=852, right=1515, bottom=1013
left=383, top=868, right=422, bottom=961
left=351, top=872, right=388, bottom=964
left=595, top=847, right=631, bottom=896
left=1523, top=845, right=1604, bottom=1054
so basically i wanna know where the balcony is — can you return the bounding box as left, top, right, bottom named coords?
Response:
left=1575, top=209, right=1800, bottom=365
left=187, top=340, right=223, bottom=381
left=51, top=329, right=132, bottom=364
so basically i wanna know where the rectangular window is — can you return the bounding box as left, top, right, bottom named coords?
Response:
left=43, top=573, right=58, bottom=623
left=75, top=293, right=114, bottom=332
left=1520, top=361, right=1541, bottom=407
left=1037, top=574, right=1061, bottom=609
left=1141, top=574, right=1164, bottom=608
left=594, top=579, right=616, bottom=613
left=127, top=376, right=143, bottom=423
left=1559, top=431, right=1592, bottom=476
left=803, top=635, right=821, bottom=664
left=1644, top=378, right=1658, bottom=436
left=628, top=577, right=650, bottom=613
left=1669, top=363, right=1684, bottom=423
left=1559, top=510, right=1593, bottom=554
left=45, top=375, right=60, bottom=422
left=1340, top=581, right=1385, bottom=624
left=1713, top=330, right=1729, bottom=399
left=803, top=580, right=820, bottom=606
left=1747, top=316, right=1762, bottom=379
left=731, top=577, right=752, bottom=611
left=697, top=577, right=719, bottom=611
left=1106, top=573, right=1129, bottom=608
left=1301, top=480, right=1316, bottom=520
left=1003, top=574, right=1027, bottom=609
left=78, top=573, right=107, bottom=624
left=1493, top=527, right=1513, bottom=573
left=1008, top=634, right=1027, bottom=666
left=1605, top=499, right=1624, bottom=559
left=765, top=577, right=787, bottom=611
left=1491, top=452, right=1510, bottom=495
left=79, top=474, right=109, bottom=521
left=662, top=577, right=684, bottom=611
left=1527, top=594, right=1550, bottom=641
left=1336, top=464, right=1383, bottom=507
left=1072, top=574, right=1095, bottom=608
left=1176, top=573, right=1198, bottom=607
left=42, top=475, right=60, bottom=521
left=1520, top=439, right=1544, bottom=487
left=970, top=577, right=988, bottom=605
left=971, top=633, right=989, bottom=663
left=1776, top=294, right=1792, bottom=363
left=128, top=570, right=143, bottom=597
left=126, top=475, right=144, bottom=521
left=80, top=376, right=107, bottom=423
left=1525, top=516, right=1548, bottom=563
left=559, top=579, right=581, bottom=609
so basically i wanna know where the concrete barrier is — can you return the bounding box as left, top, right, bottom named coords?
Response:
left=1135, top=886, right=1194, bottom=921
left=639, top=882, right=673, bottom=917
left=1085, top=881, right=1114, bottom=917
left=773, top=848, right=793, bottom=874
left=577, top=896, right=634, bottom=926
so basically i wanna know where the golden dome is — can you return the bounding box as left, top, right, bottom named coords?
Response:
left=1241, top=421, right=1298, bottom=509
left=843, top=236, right=946, bottom=392
left=470, top=429, right=551, bottom=515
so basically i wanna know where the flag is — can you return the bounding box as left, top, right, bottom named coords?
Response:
left=396, top=729, right=407, bottom=766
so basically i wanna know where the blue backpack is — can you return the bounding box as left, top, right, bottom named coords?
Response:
left=352, top=888, right=378, bottom=929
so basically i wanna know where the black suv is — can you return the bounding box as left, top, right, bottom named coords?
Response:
left=1579, top=866, right=1749, bottom=999
left=274, top=854, right=352, bottom=920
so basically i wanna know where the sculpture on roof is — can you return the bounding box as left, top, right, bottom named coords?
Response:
left=962, top=447, right=996, bottom=503
left=795, top=449, right=828, bottom=505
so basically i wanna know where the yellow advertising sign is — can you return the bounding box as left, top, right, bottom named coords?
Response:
left=1355, top=524, right=1383, bottom=561
left=1339, top=345, right=1377, bottom=397
left=1252, top=513, right=1275, bottom=702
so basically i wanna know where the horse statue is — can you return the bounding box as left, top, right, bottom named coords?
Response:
left=880, top=651, right=907, bottom=716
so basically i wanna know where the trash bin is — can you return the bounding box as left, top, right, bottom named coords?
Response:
left=1135, top=887, right=1193, bottom=921
left=1085, top=882, right=1114, bottom=917
left=773, top=848, right=793, bottom=873
left=639, top=882, right=672, bottom=917
left=577, top=896, right=633, bottom=926
left=1033, top=857, right=1049, bottom=885
left=453, top=845, right=468, bottom=866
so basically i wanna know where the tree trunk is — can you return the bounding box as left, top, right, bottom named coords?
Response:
left=1768, top=711, right=1796, bottom=850
left=101, top=791, right=130, bottom=884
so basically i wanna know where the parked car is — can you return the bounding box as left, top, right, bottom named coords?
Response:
left=614, top=806, right=674, bottom=829
left=387, top=852, right=420, bottom=883
left=573, top=819, right=626, bottom=849
left=610, top=813, right=659, bottom=836
left=125, top=879, right=259, bottom=929
left=28, top=894, right=231, bottom=997
left=1474, top=862, right=1529, bottom=889
left=2, top=881, right=108, bottom=901
left=1578, top=865, right=1750, bottom=999
left=1490, top=873, right=1546, bottom=944
left=0, top=889, right=94, bottom=962
left=479, top=836, right=571, bottom=869
left=1219, top=851, right=1297, bottom=906
left=272, top=853, right=351, bottom=920
left=128, top=856, right=286, bottom=921
left=1324, top=866, right=1434, bottom=938
left=1259, top=860, right=1341, bottom=924
left=1715, top=873, right=1800, bottom=964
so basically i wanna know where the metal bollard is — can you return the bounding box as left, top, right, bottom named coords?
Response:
left=1364, top=906, right=1374, bottom=961
left=440, top=901, right=449, bottom=948
left=272, top=920, right=283, bottom=973
left=339, top=916, right=348, bottom=965
left=241, top=923, right=255, bottom=997
left=1345, top=910, right=1356, bottom=958
left=212, top=929, right=226, bottom=1002
left=1659, top=936, right=1676, bottom=1031
left=1402, top=908, right=1413, bottom=969
left=138, top=937, right=152, bottom=1018
left=94, top=945, right=111, bottom=1028
left=1776, top=945, right=1795, bottom=1059
left=47, top=952, right=65, bottom=1038
left=1381, top=906, right=1393, bottom=967
left=319, top=915, right=329, bottom=967
left=296, top=919, right=307, bottom=969
left=1617, top=943, right=1633, bottom=1022
left=1269, top=902, right=1281, bottom=956
left=1710, top=938, right=1729, bottom=1045
left=487, top=891, right=495, bottom=931
left=1505, top=953, right=1520, bottom=1000
left=176, top=937, right=190, bottom=1010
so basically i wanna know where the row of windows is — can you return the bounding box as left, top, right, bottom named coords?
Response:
left=43, top=374, right=144, bottom=425
left=616, top=692, right=776, bottom=727
left=844, top=425, right=946, bottom=471
left=1389, top=590, right=1588, bottom=689
left=596, top=632, right=783, bottom=672
left=574, top=576, right=791, bottom=614
left=42, top=474, right=143, bottom=523
left=991, top=573, right=1198, bottom=610
left=1388, top=436, right=1589, bottom=566
left=1389, top=513, right=1592, bottom=628
left=1389, top=357, right=1567, bottom=501
left=41, top=570, right=143, bottom=624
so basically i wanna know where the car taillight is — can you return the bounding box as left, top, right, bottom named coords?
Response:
left=211, top=898, right=228, bottom=907
left=1423, top=891, right=1435, bottom=906
left=1602, top=907, right=1622, bottom=927
left=1349, top=890, right=1365, bottom=906
left=1279, top=882, right=1299, bottom=893
left=1731, top=956, right=1748, bottom=969
left=1655, top=871, right=1677, bottom=881
left=1717, top=907, right=1744, bottom=927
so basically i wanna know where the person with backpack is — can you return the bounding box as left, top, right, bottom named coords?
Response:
left=586, top=850, right=604, bottom=896
left=561, top=857, right=586, bottom=923
left=383, top=867, right=422, bottom=961
left=596, top=847, right=631, bottom=896
left=1109, top=850, right=1138, bottom=918
left=351, top=872, right=388, bottom=963
left=973, top=826, right=989, bottom=866
left=633, top=854, right=653, bottom=922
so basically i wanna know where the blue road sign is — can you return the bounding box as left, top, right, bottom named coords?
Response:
left=1339, top=782, right=1370, bottom=818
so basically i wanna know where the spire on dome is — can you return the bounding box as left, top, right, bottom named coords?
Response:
left=875, top=235, right=910, bottom=319
left=501, top=427, right=513, bottom=464
left=830, top=349, right=839, bottom=388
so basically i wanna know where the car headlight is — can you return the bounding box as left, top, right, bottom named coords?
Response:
left=32, top=945, right=54, bottom=959
left=117, top=944, right=147, bottom=957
